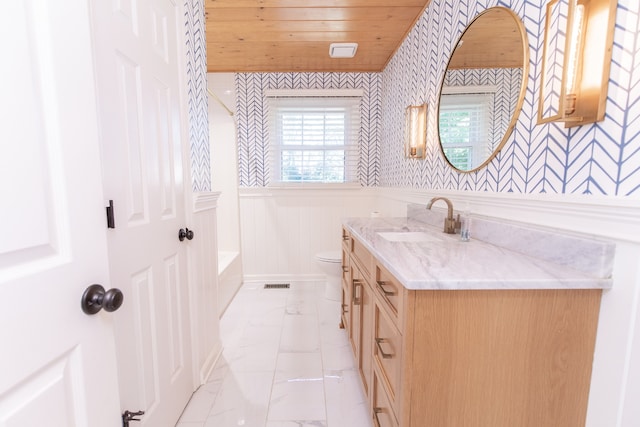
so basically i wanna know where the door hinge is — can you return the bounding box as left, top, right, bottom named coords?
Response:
left=106, top=199, right=115, bottom=229
left=122, top=410, right=145, bottom=427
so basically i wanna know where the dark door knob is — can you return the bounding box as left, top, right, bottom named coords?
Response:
left=178, top=228, right=194, bottom=241
left=81, top=284, right=124, bottom=315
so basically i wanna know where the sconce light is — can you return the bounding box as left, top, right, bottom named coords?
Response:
left=537, top=0, right=617, bottom=127
left=405, top=104, right=427, bottom=159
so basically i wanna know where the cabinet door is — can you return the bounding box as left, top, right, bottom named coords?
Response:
left=350, top=264, right=364, bottom=359
left=350, top=260, right=374, bottom=397
left=341, top=245, right=351, bottom=332
left=359, top=275, right=374, bottom=397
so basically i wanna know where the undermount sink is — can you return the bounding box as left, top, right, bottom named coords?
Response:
left=377, top=231, right=442, bottom=243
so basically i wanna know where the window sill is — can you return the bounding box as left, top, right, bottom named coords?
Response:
left=267, top=182, right=363, bottom=190
left=239, top=183, right=370, bottom=198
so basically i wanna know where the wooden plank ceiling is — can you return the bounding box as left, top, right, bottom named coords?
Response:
left=447, top=8, right=524, bottom=70
left=205, top=0, right=432, bottom=72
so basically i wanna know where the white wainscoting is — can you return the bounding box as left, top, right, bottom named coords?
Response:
left=187, top=192, right=222, bottom=385
left=238, top=186, right=379, bottom=282
left=238, top=185, right=640, bottom=426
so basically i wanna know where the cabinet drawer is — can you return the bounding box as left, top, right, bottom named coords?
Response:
left=352, top=237, right=373, bottom=278
left=372, top=367, right=399, bottom=427
left=375, top=263, right=404, bottom=324
left=373, top=300, right=402, bottom=416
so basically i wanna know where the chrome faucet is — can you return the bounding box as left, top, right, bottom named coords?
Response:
left=426, top=197, right=460, bottom=234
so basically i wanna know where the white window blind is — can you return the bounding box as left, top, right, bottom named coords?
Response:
left=266, top=91, right=361, bottom=184
left=439, top=90, right=494, bottom=170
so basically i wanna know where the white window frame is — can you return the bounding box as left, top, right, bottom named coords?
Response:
left=265, top=89, right=362, bottom=187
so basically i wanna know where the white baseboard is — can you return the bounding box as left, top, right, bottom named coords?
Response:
left=198, top=343, right=222, bottom=385
left=242, top=274, right=325, bottom=284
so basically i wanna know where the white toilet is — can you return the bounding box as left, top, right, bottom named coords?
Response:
left=315, top=251, right=342, bottom=301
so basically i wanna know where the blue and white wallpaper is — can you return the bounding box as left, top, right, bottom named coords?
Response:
left=234, top=0, right=640, bottom=196
left=184, top=0, right=211, bottom=192
left=381, top=0, right=640, bottom=195
left=235, top=72, right=381, bottom=187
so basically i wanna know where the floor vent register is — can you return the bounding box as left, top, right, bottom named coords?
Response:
left=264, top=283, right=290, bottom=289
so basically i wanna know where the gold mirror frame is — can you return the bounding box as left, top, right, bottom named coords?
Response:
left=436, top=7, right=530, bottom=173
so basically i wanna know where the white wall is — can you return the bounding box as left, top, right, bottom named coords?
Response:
left=207, top=73, right=241, bottom=254
left=238, top=186, right=640, bottom=426
left=207, top=73, right=243, bottom=313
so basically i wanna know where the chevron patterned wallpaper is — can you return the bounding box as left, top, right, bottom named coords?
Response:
left=184, top=0, right=211, bottom=192
left=235, top=72, right=381, bottom=187
left=233, top=1, right=640, bottom=196
left=381, top=0, right=640, bottom=196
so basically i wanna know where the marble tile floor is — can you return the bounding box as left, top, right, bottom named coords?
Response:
left=176, top=281, right=373, bottom=427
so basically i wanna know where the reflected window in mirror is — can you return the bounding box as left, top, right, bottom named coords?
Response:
left=440, top=87, right=495, bottom=171
left=436, top=7, right=529, bottom=173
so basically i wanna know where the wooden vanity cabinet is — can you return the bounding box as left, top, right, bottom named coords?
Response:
left=342, top=231, right=602, bottom=427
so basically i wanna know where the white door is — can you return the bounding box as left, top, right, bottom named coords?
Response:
left=0, top=1, right=122, bottom=426
left=90, top=0, right=194, bottom=425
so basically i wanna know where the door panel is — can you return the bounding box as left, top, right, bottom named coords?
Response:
left=0, top=351, right=85, bottom=426
left=114, top=52, right=148, bottom=225
left=164, top=255, right=186, bottom=379
left=0, top=0, right=121, bottom=425
left=0, top=5, right=63, bottom=272
left=151, top=79, right=179, bottom=219
left=130, top=268, right=160, bottom=411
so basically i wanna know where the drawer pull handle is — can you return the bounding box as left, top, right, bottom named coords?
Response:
left=375, top=338, right=394, bottom=359
left=341, top=303, right=349, bottom=314
left=342, top=265, right=349, bottom=273
left=373, top=407, right=384, bottom=427
left=376, top=280, right=397, bottom=297
left=342, top=235, right=350, bottom=241
left=352, top=279, right=362, bottom=305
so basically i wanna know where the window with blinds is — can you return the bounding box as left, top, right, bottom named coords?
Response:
left=266, top=90, right=361, bottom=184
left=439, top=90, right=494, bottom=170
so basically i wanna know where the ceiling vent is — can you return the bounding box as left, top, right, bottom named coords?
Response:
left=329, top=43, right=358, bottom=58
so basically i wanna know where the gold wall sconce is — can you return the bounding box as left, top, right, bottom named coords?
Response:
left=537, top=0, right=617, bottom=127
left=405, top=104, right=427, bottom=158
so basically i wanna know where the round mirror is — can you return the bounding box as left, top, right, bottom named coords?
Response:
left=437, top=7, right=529, bottom=172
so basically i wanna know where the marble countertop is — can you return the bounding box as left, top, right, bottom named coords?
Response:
left=343, top=217, right=612, bottom=291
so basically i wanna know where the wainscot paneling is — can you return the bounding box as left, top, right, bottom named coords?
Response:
left=238, top=187, right=379, bottom=282
left=187, top=192, right=222, bottom=384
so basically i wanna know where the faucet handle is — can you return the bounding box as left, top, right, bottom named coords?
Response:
left=444, top=216, right=458, bottom=234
